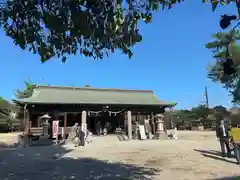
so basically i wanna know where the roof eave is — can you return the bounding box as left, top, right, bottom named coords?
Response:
left=12, top=100, right=172, bottom=107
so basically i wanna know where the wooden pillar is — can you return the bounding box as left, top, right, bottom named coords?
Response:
left=54, top=110, right=59, bottom=120
left=123, top=112, right=127, bottom=135
left=24, top=110, right=30, bottom=134
left=127, top=111, right=132, bottom=140
left=151, top=113, right=156, bottom=134
left=63, top=112, right=67, bottom=139
left=23, top=109, right=27, bottom=134
left=147, top=114, right=153, bottom=139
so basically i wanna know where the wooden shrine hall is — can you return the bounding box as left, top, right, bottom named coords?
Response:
left=13, top=85, right=175, bottom=139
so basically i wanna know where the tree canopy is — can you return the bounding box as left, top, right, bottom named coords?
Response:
left=172, top=104, right=231, bottom=125
left=0, top=0, right=172, bottom=62
left=204, top=0, right=240, bottom=104
left=206, top=31, right=240, bottom=104
left=15, top=78, right=34, bottom=99
left=173, top=104, right=211, bottom=122
left=191, top=104, right=210, bottom=120
left=0, top=0, right=232, bottom=63
left=1, top=0, right=240, bottom=103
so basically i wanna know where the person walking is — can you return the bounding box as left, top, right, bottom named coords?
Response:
left=216, top=119, right=231, bottom=158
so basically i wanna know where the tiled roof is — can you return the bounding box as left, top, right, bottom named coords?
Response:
left=14, top=85, right=174, bottom=106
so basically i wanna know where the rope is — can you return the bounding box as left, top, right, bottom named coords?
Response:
left=86, top=108, right=125, bottom=116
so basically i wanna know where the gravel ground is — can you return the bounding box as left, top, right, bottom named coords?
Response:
left=0, top=131, right=239, bottom=180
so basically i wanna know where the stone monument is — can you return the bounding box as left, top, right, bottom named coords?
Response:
left=154, top=114, right=167, bottom=140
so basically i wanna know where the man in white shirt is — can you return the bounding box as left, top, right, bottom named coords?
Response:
left=216, top=119, right=231, bottom=157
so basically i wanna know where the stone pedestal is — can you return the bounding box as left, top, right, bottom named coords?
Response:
left=17, top=134, right=30, bottom=147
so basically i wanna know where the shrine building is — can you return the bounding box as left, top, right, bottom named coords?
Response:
left=13, top=85, right=175, bottom=139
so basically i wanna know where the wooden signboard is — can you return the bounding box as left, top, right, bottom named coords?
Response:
left=138, top=125, right=147, bottom=140
left=81, top=123, right=87, bottom=138
left=231, top=128, right=240, bottom=144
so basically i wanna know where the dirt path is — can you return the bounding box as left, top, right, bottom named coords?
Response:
left=0, top=131, right=239, bottom=180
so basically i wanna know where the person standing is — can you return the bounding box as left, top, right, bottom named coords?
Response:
left=96, top=121, right=101, bottom=136
left=230, top=126, right=240, bottom=165
left=104, top=121, right=111, bottom=134
left=73, top=123, right=80, bottom=147
left=216, top=119, right=231, bottom=157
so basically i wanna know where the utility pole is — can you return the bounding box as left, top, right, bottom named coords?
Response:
left=204, top=86, right=209, bottom=108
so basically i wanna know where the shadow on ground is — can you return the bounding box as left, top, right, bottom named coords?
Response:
left=0, top=142, right=11, bottom=148
left=194, top=149, right=222, bottom=157
left=193, top=149, right=237, bottom=165
left=210, top=176, right=240, bottom=180
left=0, top=142, right=160, bottom=180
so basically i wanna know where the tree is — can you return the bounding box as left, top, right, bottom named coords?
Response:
left=231, top=113, right=240, bottom=125
left=205, top=0, right=240, bottom=104
left=0, top=0, right=231, bottom=63
left=206, top=31, right=240, bottom=104
left=15, top=78, right=34, bottom=99
left=212, top=105, right=229, bottom=122
left=0, top=0, right=161, bottom=62
left=1, top=0, right=240, bottom=102
left=172, top=109, right=196, bottom=122
left=0, top=97, right=21, bottom=132
left=0, top=97, right=3, bottom=103
left=213, top=105, right=227, bottom=111
left=191, top=104, right=210, bottom=120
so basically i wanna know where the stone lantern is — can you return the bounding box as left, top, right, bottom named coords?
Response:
left=155, top=114, right=166, bottom=139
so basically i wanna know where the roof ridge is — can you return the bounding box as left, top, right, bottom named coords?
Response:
left=32, top=85, right=154, bottom=93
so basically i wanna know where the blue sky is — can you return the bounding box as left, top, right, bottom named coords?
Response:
left=0, top=1, right=237, bottom=109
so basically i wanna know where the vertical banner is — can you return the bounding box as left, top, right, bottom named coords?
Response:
left=139, top=125, right=147, bottom=140
left=52, top=120, right=59, bottom=139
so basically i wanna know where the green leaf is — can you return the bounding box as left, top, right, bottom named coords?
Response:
left=220, top=0, right=226, bottom=5
left=211, top=0, right=218, bottom=11
left=153, top=1, right=159, bottom=11
left=62, top=56, right=67, bottom=63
